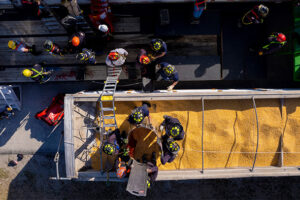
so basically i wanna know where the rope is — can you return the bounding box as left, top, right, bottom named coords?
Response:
left=241, top=9, right=253, bottom=25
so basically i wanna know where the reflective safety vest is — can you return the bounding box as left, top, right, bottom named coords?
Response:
left=30, top=68, right=44, bottom=78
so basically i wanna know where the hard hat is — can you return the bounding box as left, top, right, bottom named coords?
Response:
left=6, top=106, right=12, bottom=111
left=103, top=143, right=115, bottom=155
left=169, top=124, right=182, bottom=137
left=150, top=39, right=163, bottom=51
left=98, top=24, right=109, bottom=33
left=22, top=69, right=33, bottom=77
left=108, top=52, right=120, bottom=61
left=276, top=33, right=286, bottom=43
left=8, top=40, right=16, bottom=50
left=43, top=40, right=53, bottom=50
left=139, top=55, right=151, bottom=65
left=258, top=4, right=269, bottom=17
left=166, top=138, right=180, bottom=154
left=72, top=36, right=80, bottom=47
left=76, top=53, right=86, bottom=61
left=116, top=166, right=127, bottom=179
left=163, top=64, right=175, bottom=76
left=131, top=110, right=144, bottom=124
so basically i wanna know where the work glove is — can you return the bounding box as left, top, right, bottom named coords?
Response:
left=167, top=85, right=174, bottom=91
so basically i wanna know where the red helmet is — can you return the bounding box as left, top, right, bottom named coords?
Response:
left=277, top=33, right=286, bottom=42
left=108, top=52, right=120, bottom=61
left=139, top=55, right=151, bottom=65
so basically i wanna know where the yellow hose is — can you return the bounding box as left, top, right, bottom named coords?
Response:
left=242, top=10, right=253, bottom=25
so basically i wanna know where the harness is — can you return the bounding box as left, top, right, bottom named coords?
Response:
left=31, top=68, right=44, bottom=78
left=262, top=35, right=286, bottom=49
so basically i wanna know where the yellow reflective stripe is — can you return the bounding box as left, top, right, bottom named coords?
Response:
left=101, top=96, right=113, bottom=101
left=31, top=68, right=44, bottom=78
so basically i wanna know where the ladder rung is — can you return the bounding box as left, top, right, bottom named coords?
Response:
left=101, top=95, right=113, bottom=101
left=104, top=88, right=115, bottom=91
left=103, top=116, right=115, bottom=119
left=101, top=107, right=115, bottom=112
left=103, top=124, right=117, bottom=127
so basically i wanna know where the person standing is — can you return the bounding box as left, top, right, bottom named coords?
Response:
left=160, top=115, right=185, bottom=141
left=160, top=138, right=180, bottom=165
left=156, top=62, right=179, bottom=91
left=106, top=48, right=128, bottom=67
left=22, top=63, right=52, bottom=83
left=8, top=40, right=40, bottom=55
left=149, top=39, right=167, bottom=61
left=128, top=102, right=151, bottom=126
left=259, top=32, right=287, bottom=55
left=77, top=48, right=96, bottom=64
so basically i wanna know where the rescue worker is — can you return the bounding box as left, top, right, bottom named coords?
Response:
left=76, top=48, right=96, bottom=64
left=136, top=49, right=152, bottom=77
left=142, top=152, right=158, bottom=188
left=241, top=4, right=269, bottom=26
left=160, top=115, right=185, bottom=141
left=43, top=40, right=64, bottom=56
left=102, top=129, right=127, bottom=156
left=191, top=0, right=207, bottom=24
left=13, top=0, right=50, bottom=18
left=149, top=39, right=167, bottom=60
left=22, top=63, right=52, bottom=83
left=259, top=32, right=287, bottom=56
left=106, top=48, right=128, bottom=67
left=161, top=138, right=180, bottom=165
left=156, top=62, right=179, bottom=91
left=128, top=102, right=151, bottom=126
left=8, top=40, right=40, bottom=55
left=0, top=106, right=14, bottom=120
left=68, top=31, right=86, bottom=53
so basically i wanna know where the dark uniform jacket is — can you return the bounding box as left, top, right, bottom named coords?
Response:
left=30, top=64, right=44, bottom=82
left=161, top=115, right=185, bottom=141
left=161, top=137, right=177, bottom=165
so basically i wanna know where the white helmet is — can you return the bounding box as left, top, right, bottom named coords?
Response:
left=98, top=24, right=109, bottom=33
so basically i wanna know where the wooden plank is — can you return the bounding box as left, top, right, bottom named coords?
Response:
left=0, top=66, right=79, bottom=83
left=114, top=17, right=140, bottom=33
left=0, top=37, right=79, bottom=65
left=0, top=20, right=66, bottom=36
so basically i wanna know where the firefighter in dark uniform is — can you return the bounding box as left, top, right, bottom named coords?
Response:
left=22, top=63, right=51, bottom=83
left=68, top=31, right=86, bottom=53
left=161, top=138, right=180, bottom=165
left=142, top=152, right=158, bottom=189
left=76, top=48, right=96, bottom=64
left=43, top=40, right=64, bottom=56
left=128, top=102, right=151, bottom=126
left=148, top=39, right=167, bottom=61
left=160, top=115, right=185, bottom=141
left=156, top=62, right=179, bottom=91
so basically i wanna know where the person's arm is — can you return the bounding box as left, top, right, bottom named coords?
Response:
left=167, top=81, right=179, bottom=91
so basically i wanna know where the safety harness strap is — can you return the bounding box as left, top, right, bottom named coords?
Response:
left=31, top=68, right=44, bottom=78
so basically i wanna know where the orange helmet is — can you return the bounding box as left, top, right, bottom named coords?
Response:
left=72, top=36, right=80, bottom=47
left=139, top=55, right=151, bottom=65
left=116, top=166, right=127, bottom=179
left=108, top=52, right=120, bottom=61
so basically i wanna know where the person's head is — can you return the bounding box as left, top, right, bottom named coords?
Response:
left=166, top=138, right=180, bottom=154
left=130, top=110, right=144, bottom=124
left=276, top=33, right=286, bottom=43
left=139, top=55, right=151, bottom=65
left=8, top=40, right=16, bottom=50
left=6, top=106, right=12, bottom=111
left=168, top=124, right=182, bottom=138
left=108, top=52, right=120, bottom=61
left=102, top=143, right=116, bottom=155
left=150, top=39, right=163, bottom=52
left=76, top=52, right=87, bottom=61
left=22, top=69, right=33, bottom=77
left=98, top=24, right=109, bottom=33
left=163, top=64, right=175, bottom=76
left=72, top=36, right=80, bottom=47
left=43, top=40, right=53, bottom=50
left=258, top=4, right=269, bottom=17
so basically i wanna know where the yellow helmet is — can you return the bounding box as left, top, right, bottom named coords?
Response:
left=8, top=40, right=16, bottom=49
left=22, top=69, right=33, bottom=77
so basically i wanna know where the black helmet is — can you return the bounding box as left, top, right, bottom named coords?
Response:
left=163, top=64, right=175, bottom=76
left=43, top=40, right=53, bottom=50
left=150, top=39, right=163, bottom=52
left=130, top=110, right=144, bottom=124
left=258, top=4, right=269, bottom=17
left=168, top=124, right=182, bottom=137
left=103, top=143, right=116, bottom=155
left=76, top=52, right=86, bottom=61
left=166, top=138, right=180, bottom=154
